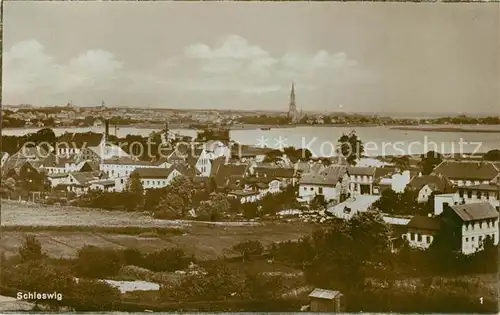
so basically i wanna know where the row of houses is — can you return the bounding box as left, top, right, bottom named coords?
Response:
left=291, top=157, right=499, bottom=256
left=401, top=161, right=500, bottom=255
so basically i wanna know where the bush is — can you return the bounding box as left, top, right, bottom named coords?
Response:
left=74, top=246, right=123, bottom=278
left=70, top=278, right=121, bottom=311
left=232, top=240, right=264, bottom=262
left=19, top=235, right=44, bottom=262
left=3, top=260, right=76, bottom=293
left=119, top=248, right=143, bottom=266
left=141, top=248, right=192, bottom=272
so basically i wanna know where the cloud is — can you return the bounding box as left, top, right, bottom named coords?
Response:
left=3, top=39, right=123, bottom=99
left=2, top=36, right=365, bottom=106
left=159, top=35, right=362, bottom=94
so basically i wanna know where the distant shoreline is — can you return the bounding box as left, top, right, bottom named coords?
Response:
left=390, top=126, right=500, bottom=133
left=3, top=123, right=500, bottom=133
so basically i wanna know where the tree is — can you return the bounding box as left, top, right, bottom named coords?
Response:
left=27, top=128, right=56, bottom=146
left=142, top=248, right=192, bottom=272
left=321, top=157, right=332, bottom=166
left=74, top=246, right=123, bottom=278
left=373, top=188, right=420, bottom=215
left=3, top=261, right=76, bottom=297
left=196, top=193, right=231, bottom=221
left=263, top=149, right=284, bottom=164
left=420, top=150, right=443, bottom=175
left=373, top=189, right=399, bottom=213
left=120, top=248, right=143, bottom=266
left=483, top=149, right=500, bottom=161
left=337, top=131, right=364, bottom=166
left=392, top=155, right=410, bottom=170
left=304, top=211, right=392, bottom=290
left=241, top=202, right=259, bottom=219
left=242, top=271, right=286, bottom=300
left=155, top=176, right=195, bottom=219
left=70, top=279, right=121, bottom=311
left=126, top=172, right=144, bottom=211
left=310, top=194, right=327, bottom=210
left=19, top=235, right=44, bottom=262
left=232, top=240, right=264, bottom=262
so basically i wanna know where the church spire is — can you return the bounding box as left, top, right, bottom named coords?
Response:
left=288, top=82, right=297, bottom=123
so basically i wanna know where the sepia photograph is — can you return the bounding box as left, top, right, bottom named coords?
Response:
left=1, top=1, right=499, bottom=313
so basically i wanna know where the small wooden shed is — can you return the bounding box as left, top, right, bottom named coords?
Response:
left=308, top=288, right=345, bottom=312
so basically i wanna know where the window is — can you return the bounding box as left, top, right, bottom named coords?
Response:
left=417, top=234, right=422, bottom=242
left=318, top=187, right=323, bottom=194
left=426, top=236, right=430, bottom=244
left=476, top=191, right=481, bottom=199
left=465, top=237, right=469, bottom=242
left=459, top=189, right=464, bottom=198
left=467, top=191, right=472, bottom=198
left=485, top=192, right=489, bottom=200
left=303, top=187, right=307, bottom=191
left=479, top=236, right=483, bottom=242
left=310, top=187, right=313, bottom=191
left=471, top=236, right=475, bottom=241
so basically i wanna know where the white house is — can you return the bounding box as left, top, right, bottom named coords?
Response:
left=66, top=172, right=101, bottom=195
left=408, top=174, right=455, bottom=203
left=403, top=215, right=441, bottom=249
left=47, top=173, right=71, bottom=188
left=457, top=183, right=500, bottom=211
left=56, top=133, right=105, bottom=156
left=194, top=148, right=213, bottom=177
left=348, top=166, right=376, bottom=195
left=434, top=183, right=500, bottom=216
left=89, top=179, right=116, bottom=192
left=101, top=157, right=170, bottom=179
left=444, top=203, right=499, bottom=255
left=298, top=165, right=350, bottom=203
left=131, top=166, right=183, bottom=190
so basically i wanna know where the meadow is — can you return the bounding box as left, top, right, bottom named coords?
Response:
left=0, top=200, right=315, bottom=259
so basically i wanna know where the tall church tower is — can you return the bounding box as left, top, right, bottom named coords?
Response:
left=288, top=83, right=298, bottom=122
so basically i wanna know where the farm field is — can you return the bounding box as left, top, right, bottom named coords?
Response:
left=0, top=200, right=317, bottom=259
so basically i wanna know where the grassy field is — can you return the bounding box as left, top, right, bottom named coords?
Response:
left=1, top=200, right=316, bottom=260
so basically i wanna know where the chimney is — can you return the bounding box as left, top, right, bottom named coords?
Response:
left=105, top=119, right=110, bottom=141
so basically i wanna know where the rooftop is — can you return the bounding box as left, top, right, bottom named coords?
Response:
left=432, top=161, right=499, bottom=181
left=309, top=288, right=342, bottom=300
left=407, top=215, right=441, bottom=231
left=450, top=203, right=499, bottom=222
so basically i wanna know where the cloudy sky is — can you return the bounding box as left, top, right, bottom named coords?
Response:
left=3, top=2, right=499, bottom=114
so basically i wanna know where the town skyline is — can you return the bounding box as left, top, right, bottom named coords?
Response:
left=3, top=2, right=499, bottom=114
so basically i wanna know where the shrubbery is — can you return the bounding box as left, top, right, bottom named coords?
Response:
left=141, top=248, right=193, bottom=272
left=1, top=260, right=120, bottom=311
left=74, top=246, right=124, bottom=278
